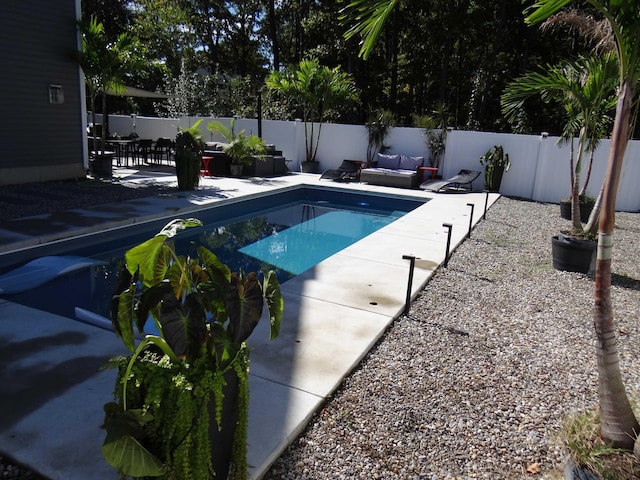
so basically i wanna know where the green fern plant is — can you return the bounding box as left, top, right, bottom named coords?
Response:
left=101, top=218, right=283, bottom=480
left=207, top=118, right=266, bottom=166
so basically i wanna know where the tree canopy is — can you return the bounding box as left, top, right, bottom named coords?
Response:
left=81, top=0, right=618, bottom=136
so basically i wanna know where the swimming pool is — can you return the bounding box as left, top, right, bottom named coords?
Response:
left=0, top=186, right=427, bottom=324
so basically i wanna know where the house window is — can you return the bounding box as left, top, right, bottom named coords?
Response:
left=49, top=85, right=64, bottom=104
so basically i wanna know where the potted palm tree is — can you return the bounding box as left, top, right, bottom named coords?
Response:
left=207, top=119, right=267, bottom=177
left=77, top=16, right=137, bottom=179
left=526, top=1, right=640, bottom=475
left=502, top=52, right=618, bottom=273
left=265, top=58, right=359, bottom=173
left=102, top=218, right=284, bottom=480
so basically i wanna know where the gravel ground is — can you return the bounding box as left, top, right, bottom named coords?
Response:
left=1, top=180, right=639, bottom=479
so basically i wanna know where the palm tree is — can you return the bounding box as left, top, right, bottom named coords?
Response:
left=265, top=58, right=358, bottom=165
left=501, top=53, right=618, bottom=231
left=341, top=0, right=401, bottom=60
left=344, top=0, right=640, bottom=454
left=528, top=0, right=640, bottom=451
left=78, top=16, right=137, bottom=157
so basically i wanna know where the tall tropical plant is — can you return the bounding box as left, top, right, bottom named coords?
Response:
left=365, top=108, right=395, bottom=163
left=103, top=218, right=284, bottom=479
left=528, top=0, right=640, bottom=453
left=265, top=58, right=358, bottom=163
left=78, top=16, right=138, bottom=157
left=175, top=120, right=205, bottom=190
left=502, top=53, right=618, bottom=231
left=415, top=102, right=451, bottom=170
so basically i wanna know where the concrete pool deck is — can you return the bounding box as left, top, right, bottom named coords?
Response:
left=0, top=168, right=499, bottom=479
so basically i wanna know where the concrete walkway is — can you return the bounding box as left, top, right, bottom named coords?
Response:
left=0, top=167, right=499, bottom=479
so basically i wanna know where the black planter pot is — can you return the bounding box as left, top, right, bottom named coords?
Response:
left=564, top=458, right=601, bottom=480
left=552, top=233, right=597, bottom=274
left=484, top=165, right=505, bottom=193
left=559, top=200, right=595, bottom=223
left=300, top=161, right=319, bottom=173
left=209, top=369, right=240, bottom=479
left=90, top=153, right=114, bottom=179
left=175, top=151, right=201, bottom=190
left=229, top=163, right=244, bottom=177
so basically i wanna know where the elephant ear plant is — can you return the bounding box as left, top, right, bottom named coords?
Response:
left=101, top=218, right=283, bottom=480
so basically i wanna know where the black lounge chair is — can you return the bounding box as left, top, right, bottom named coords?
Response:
left=320, top=159, right=362, bottom=182
left=420, top=169, right=481, bottom=192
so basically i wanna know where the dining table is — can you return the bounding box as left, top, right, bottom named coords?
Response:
left=106, top=139, right=138, bottom=167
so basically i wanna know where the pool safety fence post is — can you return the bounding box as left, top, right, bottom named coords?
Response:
left=402, top=255, right=416, bottom=316
left=443, top=223, right=453, bottom=267
left=483, top=191, right=490, bottom=219
left=466, top=203, right=475, bottom=238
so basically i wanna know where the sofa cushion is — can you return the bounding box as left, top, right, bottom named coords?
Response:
left=376, top=153, right=400, bottom=169
left=399, top=155, right=424, bottom=170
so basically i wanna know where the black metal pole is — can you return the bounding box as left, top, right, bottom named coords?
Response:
left=402, top=255, right=416, bottom=316
left=257, top=90, right=263, bottom=139
left=466, top=203, right=475, bottom=238
left=483, top=191, right=489, bottom=219
left=443, top=223, right=453, bottom=267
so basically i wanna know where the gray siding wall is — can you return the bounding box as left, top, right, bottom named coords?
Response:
left=0, top=1, right=86, bottom=184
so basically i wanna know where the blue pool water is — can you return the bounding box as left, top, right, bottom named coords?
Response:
left=0, top=187, right=426, bottom=323
left=239, top=209, right=400, bottom=275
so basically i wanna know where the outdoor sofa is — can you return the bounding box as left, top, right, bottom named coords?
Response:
left=360, top=153, right=425, bottom=189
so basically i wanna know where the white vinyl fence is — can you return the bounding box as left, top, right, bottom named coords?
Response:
left=100, top=114, right=640, bottom=212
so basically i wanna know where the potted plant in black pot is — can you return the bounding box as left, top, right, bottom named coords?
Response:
left=502, top=52, right=618, bottom=274
left=208, top=119, right=267, bottom=177
left=175, top=120, right=204, bottom=190
left=479, top=145, right=510, bottom=192
left=101, top=218, right=283, bottom=480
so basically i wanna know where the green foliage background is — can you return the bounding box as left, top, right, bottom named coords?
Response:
left=82, top=0, right=594, bottom=135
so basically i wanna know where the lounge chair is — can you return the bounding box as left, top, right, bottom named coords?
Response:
left=420, top=169, right=481, bottom=192
left=320, top=159, right=363, bottom=182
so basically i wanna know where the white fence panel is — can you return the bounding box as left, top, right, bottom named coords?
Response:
left=97, top=114, right=640, bottom=211
left=617, top=140, right=640, bottom=211
left=313, top=123, right=367, bottom=169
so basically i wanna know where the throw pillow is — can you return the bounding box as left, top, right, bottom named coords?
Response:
left=376, top=153, right=400, bottom=169
left=399, top=155, right=424, bottom=170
